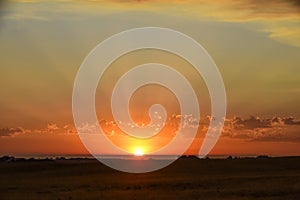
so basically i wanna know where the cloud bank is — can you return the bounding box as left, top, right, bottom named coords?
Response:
left=223, top=116, right=300, bottom=142
left=1, top=116, right=299, bottom=143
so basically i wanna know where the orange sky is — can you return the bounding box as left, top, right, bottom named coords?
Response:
left=0, top=0, right=300, bottom=156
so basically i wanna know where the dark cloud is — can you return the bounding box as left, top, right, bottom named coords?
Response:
left=223, top=116, right=300, bottom=142
left=0, top=127, right=25, bottom=137
left=281, top=117, right=300, bottom=125
left=236, top=0, right=300, bottom=15
left=232, top=116, right=271, bottom=130
left=231, top=116, right=300, bottom=130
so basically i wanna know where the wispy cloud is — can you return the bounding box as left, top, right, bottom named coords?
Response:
left=3, top=0, right=300, bottom=47
left=34, top=123, right=77, bottom=135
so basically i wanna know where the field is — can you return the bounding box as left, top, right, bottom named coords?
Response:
left=0, top=156, right=299, bottom=199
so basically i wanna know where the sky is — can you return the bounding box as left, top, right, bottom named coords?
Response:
left=0, top=0, right=299, bottom=156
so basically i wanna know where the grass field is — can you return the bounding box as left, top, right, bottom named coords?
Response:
left=0, top=156, right=299, bottom=199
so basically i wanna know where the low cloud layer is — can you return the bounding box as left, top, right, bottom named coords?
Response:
left=223, top=116, right=300, bottom=142
left=1, top=116, right=299, bottom=143
left=0, top=124, right=76, bottom=137
left=0, top=127, right=27, bottom=137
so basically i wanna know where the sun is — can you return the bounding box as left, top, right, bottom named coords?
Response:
left=134, top=148, right=144, bottom=156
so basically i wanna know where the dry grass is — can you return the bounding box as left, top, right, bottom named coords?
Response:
left=0, top=157, right=299, bottom=199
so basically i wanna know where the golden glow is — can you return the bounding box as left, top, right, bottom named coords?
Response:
left=134, top=148, right=144, bottom=156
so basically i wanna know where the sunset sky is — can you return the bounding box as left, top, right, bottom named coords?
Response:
left=0, top=0, right=299, bottom=156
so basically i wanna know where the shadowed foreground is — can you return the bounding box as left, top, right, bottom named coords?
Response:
left=0, top=156, right=299, bottom=199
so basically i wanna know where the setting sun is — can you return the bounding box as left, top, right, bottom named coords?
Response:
left=134, top=148, right=144, bottom=156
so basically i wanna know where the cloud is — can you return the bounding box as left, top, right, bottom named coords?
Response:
left=1, top=115, right=299, bottom=143
left=84, top=0, right=300, bottom=47
left=47, top=123, right=59, bottom=131
left=34, top=123, right=77, bottom=135
left=223, top=116, right=300, bottom=142
left=0, top=127, right=26, bottom=137
left=107, top=115, right=300, bottom=142
left=35, top=123, right=60, bottom=134
left=232, top=116, right=271, bottom=130
left=281, top=116, right=300, bottom=125
left=3, top=0, right=300, bottom=47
